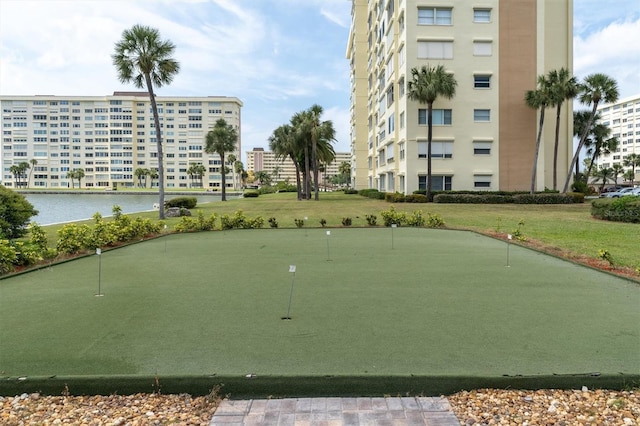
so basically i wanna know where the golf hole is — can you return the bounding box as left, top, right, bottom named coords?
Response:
left=281, top=316, right=292, bottom=320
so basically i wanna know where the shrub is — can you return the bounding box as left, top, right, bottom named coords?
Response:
left=359, top=189, right=385, bottom=199
left=0, top=185, right=39, bottom=239
left=385, top=192, right=405, bottom=203
left=344, top=188, right=358, bottom=194
left=513, top=193, right=576, bottom=204
left=404, top=194, right=428, bottom=203
left=56, top=224, right=91, bottom=254
left=165, top=197, right=197, bottom=209
left=268, top=217, right=278, bottom=228
left=0, top=239, right=18, bottom=274
left=294, top=218, right=305, bottom=228
left=243, top=190, right=260, bottom=198
left=174, top=211, right=217, bottom=232
left=591, top=197, right=640, bottom=223
left=319, top=218, right=327, bottom=227
left=406, top=211, right=425, bottom=227
left=341, top=217, right=352, bottom=226
left=365, top=214, right=377, bottom=226
left=220, top=210, right=263, bottom=229
left=380, top=206, right=407, bottom=227
left=426, top=212, right=445, bottom=228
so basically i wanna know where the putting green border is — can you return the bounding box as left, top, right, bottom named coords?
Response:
left=2, top=374, right=639, bottom=398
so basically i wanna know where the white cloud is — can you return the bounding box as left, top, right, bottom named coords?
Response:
left=574, top=17, right=640, bottom=98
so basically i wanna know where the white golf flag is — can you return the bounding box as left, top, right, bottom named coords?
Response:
left=507, top=234, right=512, bottom=240
left=289, top=265, right=296, bottom=273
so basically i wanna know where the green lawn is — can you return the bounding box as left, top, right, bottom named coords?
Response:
left=2, top=226, right=638, bottom=396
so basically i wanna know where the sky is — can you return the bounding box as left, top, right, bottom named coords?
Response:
left=1, top=0, right=639, bottom=163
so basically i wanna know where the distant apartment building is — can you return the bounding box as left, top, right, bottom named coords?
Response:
left=1, top=93, right=242, bottom=190
left=346, top=0, right=573, bottom=193
left=246, top=148, right=351, bottom=186
left=594, top=94, right=640, bottom=184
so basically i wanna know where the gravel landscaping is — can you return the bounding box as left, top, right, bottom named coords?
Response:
left=2, top=388, right=638, bottom=425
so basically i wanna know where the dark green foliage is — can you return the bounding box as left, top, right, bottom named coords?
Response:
left=319, top=218, right=327, bottom=227
left=434, top=193, right=512, bottom=204
left=341, top=217, right=352, bottom=226
left=294, top=218, right=305, bottom=228
left=365, top=214, right=377, bottom=226
left=243, top=190, right=260, bottom=198
left=268, top=217, right=278, bottom=228
left=165, top=197, right=197, bottom=209
left=220, top=210, right=264, bottom=229
left=404, top=194, right=428, bottom=203
left=379, top=206, right=444, bottom=228
left=512, top=193, right=578, bottom=204
left=591, top=197, right=640, bottom=223
left=384, top=192, right=405, bottom=202
left=0, top=185, right=38, bottom=239
left=358, top=189, right=385, bottom=199
left=344, top=188, right=358, bottom=194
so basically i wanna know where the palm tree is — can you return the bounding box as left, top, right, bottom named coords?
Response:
left=75, top=168, right=85, bottom=188
left=28, top=159, right=38, bottom=188
left=271, top=165, right=282, bottom=183
left=204, top=119, right=238, bottom=201
left=134, top=167, right=147, bottom=188
left=611, top=164, right=625, bottom=186
left=622, top=169, right=635, bottom=186
left=407, top=64, right=457, bottom=200
left=227, top=154, right=237, bottom=189
left=193, top=163, right=206, bottom=188
left=269, top=124, right=303, bottom=199
left=584, top=123, right=617, bottom=178
left=525, top=74, right=551, bottom=194
left=187, top=164, right=197, bottom=188
left=547, top=68, right=579, bottom=190
left=339, top=161, right=351, bottom=187
left=255, top=171, right=272, bottom=186
left=149, top=168, right=159, bottom=188
left=66, top=170, right=76, bottom=188
left=592, top=166, right=615, bottom=193
left=112, top=24, right=180, bottom=219
left=623, top=153, right=640, bottom=185
left=9, top=165, right=20, bottom=188
left=562, top=73, right=619, bottom=193
left=234, top=161, right=246, bottom=189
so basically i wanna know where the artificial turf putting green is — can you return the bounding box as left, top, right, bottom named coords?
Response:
left=1, top=228, right=638, bottom=396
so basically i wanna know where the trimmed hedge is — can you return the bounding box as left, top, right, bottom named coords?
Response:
left=431, top=191, right=582, bottom=204
left=165, top=197, right=197, bottom=209
left=243, top=190, right=260, bottom=198
left=359, top=189, right=386, bottom=199
left=591, top=196, right=640, bottom=223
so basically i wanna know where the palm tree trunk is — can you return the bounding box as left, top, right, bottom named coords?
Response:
left=312, top=132, right=319, bottom=201
left=304, top=144, right=311, bottom=199
left=553, top=103, right=562, bottom=191
left=290, top=154, right=302, bottom=200
left=531, top=106, right=546, bottom=194
left=563, top=103, right=599, bottom=193
left=220, top=153, right=227, bottom=201
left=426, top=103, right=433, bottom=201
left=146, top=74, right=165, bottom=219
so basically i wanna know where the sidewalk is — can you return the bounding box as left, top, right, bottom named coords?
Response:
left=210, top=396, right=460, bottom=425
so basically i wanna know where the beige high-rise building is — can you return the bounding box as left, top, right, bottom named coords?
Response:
left=246, top=148, right=351, bottom=187
left=347, top=0, right=573, bottom=193
left=1, top=93, right=242, bottom=190
left=594, top=94, right=640, bottom=185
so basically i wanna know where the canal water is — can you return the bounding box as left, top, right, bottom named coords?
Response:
left=24, top=193, right=229, bottom=225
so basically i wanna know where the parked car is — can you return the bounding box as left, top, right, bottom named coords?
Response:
left=600, top=187, right=636, bottom=198
left=630, top=187, right=640, bottom=196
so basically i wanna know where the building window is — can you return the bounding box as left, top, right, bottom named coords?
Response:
left=473, top=41, right=492, bottom=56
left=399, top=142, right=405, bottom=160
left=418, top=7, right=452, bottom=25
left=418, top=41, right=453, bottom=59
left=474, top=175, right=492, bottom=188
left=474, top=75, right=491, bottom=89
left=473, top=141, right=492, bottom=155
left=419, top=175, right=452, bottom=191
left=388, top=115, right=395, bottom=134
left=399, top=111, right=405, bottom=129
left=419, top=109, right=452, bottom=125
left=418, top=141, right=452, bottom=158
left=474, top=109, right=491, bottom=122
left=398, top=44, right=405, bottom=66
left=473, top=8, right=491, bottom=23
left=398, top=77, right=405, bottom=98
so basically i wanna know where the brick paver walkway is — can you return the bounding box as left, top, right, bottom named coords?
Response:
left=210, top=396, right=460, bottom=425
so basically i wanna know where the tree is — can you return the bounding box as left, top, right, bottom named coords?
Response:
left=299, top=104, right=337, bottom=201
left=591, top=166, right=615, bottom=193
left=9, top=165, right=20, bottom=188
left=113, top=24, right=180, bottom=219
left=584, top=123, right=618, bottom=179
left=611, top=164, right=625, bottom=186
left=28, top=159, right=38, bottom=189
left=204, top=119, right=238, bottom=201
left=134, top=167, right=148, bottom=188
left=75, top=169, right=85, bottom=188
left=269, top=124, right=303, bottom=199
left=623, top=153, right=640, bottom=185
left=0, top=185, right=38, bottom=239
left=572, top=110, right=592, bottom=179
left=339, top=161, right=351, bottom=187
left=255, top=171, right=272, bottom=186
left=271, top=165, right=282, bottom=183
left=227, top=154, right=237, bottom=189
left=189, top=163, right=206, bottom=188
left=407, top=64, right=457, bottom=200
left=149, top=168, right=159, bottom=187
left=562, top=73, right=619, bottom=193
left=547, top=68, right=579, bottom=190
left=234, top=160, right=246, bottom=188
left=525, top=74, right=552, bottom=194
left=66, top=170, right=76, bottom=188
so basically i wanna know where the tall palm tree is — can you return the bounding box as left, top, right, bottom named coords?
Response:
left=205, top=119, right=238, bottom=201
left=562, top=73, right=619, bottom=193
left=9, top=165, right=20, bottom=188
left=525, top=74, right=552, bottom=194
left=234, top=161, right=246, bottom=188
left=269, top=124, right=304, bottom=200
left=149, top=168, right=159, bottom=188
left=299, top=104, right=337, bottom=201
left=75, top=168, right=85, bottom=188
left=592, top=166, right=615, bottom=192
left=547, top=68, right=579, bottom=190
left=407, top=64, right=457, bottom=200
left=290, top=111, right=312, bottom=198
left=572, top=110, right=593, bottom=179
left=584, top=123, right=617, bottom=178
left=611, top=164, right=625, bottom=186
left=28, top=159, right=38, bottom=189
left=112, top=24, right=180, bottom=219
left=339, top=161, right=351, bottom=187
left=66, top=170, right=76, bottom=188
left=134, top=167, right=147, bottom=188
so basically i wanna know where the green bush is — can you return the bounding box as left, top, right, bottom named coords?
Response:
left=174, top=211, right=218, bottom=232
left=0, top=239, right=18, bottom=274
left=404, top=194, right=428, bottom=203
left=406, top=211, right=425, bottom=227
left=268, top=217, right=278, bottom=228
left=365, top=214, right=377, bottom=226
left=359, top=189, right=385, bottom=199
left=434, top=193, right=512, bottom=204
left=0, top=185, right=39, bottom=239
left=344, top=188, right=358, bottom=194
left=426, top=212, right=445, bottom=228
left=341, top=217, right=352, bottom=226
left=165, top=197, right=197, bottom=209
left=220, top=210, right=263, bottom=229
left=56, top=224, right=92, bottom=254
left=243, top=190, right=260, bottom=198
left=380, top=206, right=407, bottom=227
left=591, top=196, right=640, bottom=223
left=513, top=193, right=577, bottom=204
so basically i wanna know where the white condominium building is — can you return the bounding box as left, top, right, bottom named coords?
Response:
left=347, top=0, right=573, bottom=193
left=595, top=94, right=640, bottom=183
left=1, top=93, right=242, bottom=190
